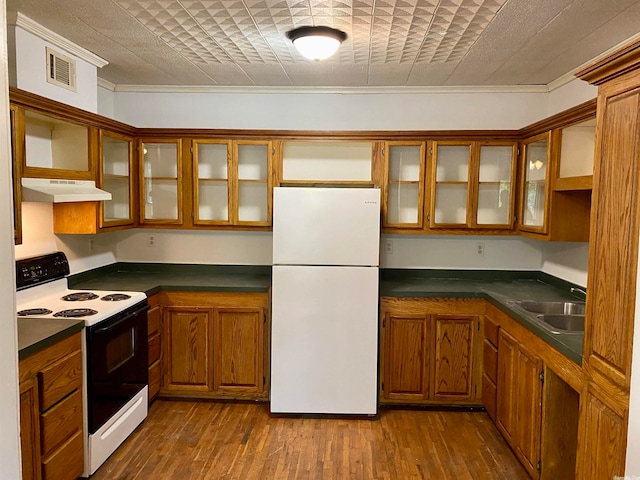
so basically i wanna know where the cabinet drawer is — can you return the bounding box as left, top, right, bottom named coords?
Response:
left=483, top=339, right=498, bottom=383
left=148, top=333, right=161, bottom=366
left=41, top=429, right=84, bottom=480
left=149, top=360, right=161, bottom=402
left=148, top=305, right=161, bottom=337
left=38, top=350, right=82, bottom=411
left=482, top=373, right=497, bottom=421
left=40, top=389, right=82, bottom=458
left=484, top=315, right=499, bottom=346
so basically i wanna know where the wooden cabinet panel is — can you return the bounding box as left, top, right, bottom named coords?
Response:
left=496, top=329, right=518, bottom=444
left=382, top=312, right=429, bottom=401
left=38, top=350, right=82, bottom=411
left=515, top=343, right=543, bottom=479
left=148, top=361, right=161, bottom=401
left=41, top=430, right=84, bottom=480
left=163, top=307, right=212, bottom=392
left=482, top=373, right=497, bottom=421
left=20, top=378, right=41, bottom=480
left=40, top=389, right=82, bottom=458
left=431, top=314, right=476, bottom=400
left=576, top=384, right=627, bottom=479
left=213, top=308, right=264, bottom=393
left=148, top=334, right=161, bottom=365
left=483, top=339, right=498, bottom=383
left=148, top=305, right=161, bottom=337
left=585, top=87, right=640, bottom=391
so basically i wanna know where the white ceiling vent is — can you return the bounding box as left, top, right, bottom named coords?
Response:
left=46, top=47, right=76, bottom=92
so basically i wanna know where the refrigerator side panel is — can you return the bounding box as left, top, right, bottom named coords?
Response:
left=272, top=187, right=381, bottom=266
left=270, top=265, right=379, bottom=414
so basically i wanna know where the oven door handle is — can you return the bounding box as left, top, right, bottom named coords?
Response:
left=93, top=304, right=149, bottom=334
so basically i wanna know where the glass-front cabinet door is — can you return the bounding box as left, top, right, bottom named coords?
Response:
left=430, top=142, right=472, bottom=227
left=234, top=141, right=271, bottom=226
left=383, top=142, right=425, bottom=229
left=520, top=132, right=550, bottom=233
left=139, top=139, right=182, bottom=225
left=473, top=142, right=517, bottom=228
left=193, top=140, right=232, bottom=225
left=100, top=131, right=135, bottom=228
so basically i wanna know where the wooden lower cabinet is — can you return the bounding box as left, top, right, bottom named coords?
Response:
left=379, top=297, right=483, bottom=405
left=147, top=304, right=162, bottom=403
left=157, top=291, right=269, bottom=400
left=496, top=329, right=543, bottom=479
left=19, top=332, right=84, bottom=480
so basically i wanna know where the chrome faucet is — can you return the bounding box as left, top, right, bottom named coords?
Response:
left=570, top=287, right=587, bottom=297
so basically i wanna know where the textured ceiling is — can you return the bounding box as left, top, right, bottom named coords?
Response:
left=6, top=0, right=640, bottom=88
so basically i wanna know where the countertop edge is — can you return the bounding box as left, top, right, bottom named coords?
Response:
left=18, top=321, right=84, bottom=360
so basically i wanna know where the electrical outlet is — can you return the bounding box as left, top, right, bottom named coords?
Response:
left=147, top=234, right=156, bottom=247
left=476, top=242, right=485, bottom=256
left=384, top=239, right=393, bottom=255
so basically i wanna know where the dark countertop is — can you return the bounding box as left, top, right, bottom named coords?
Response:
left=380, top=269, right=585, bottom=364
left=68, top=264, right=583, bottom=364
left=18, top=318, right=84, bottom=360
left=68, top=263, right=272, bottom=296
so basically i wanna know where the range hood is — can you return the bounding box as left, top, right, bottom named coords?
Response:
left=21, top=178, right=112, bottom=203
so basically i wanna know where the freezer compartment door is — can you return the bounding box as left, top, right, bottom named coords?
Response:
left=273, top=187, right=381, bottom=266
left=271, top=265, right=379, bottom=414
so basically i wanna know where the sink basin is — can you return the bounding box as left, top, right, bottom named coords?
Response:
left=515, top=300, right=585, bottom=315
left=536, top=314, right=585, bottom=333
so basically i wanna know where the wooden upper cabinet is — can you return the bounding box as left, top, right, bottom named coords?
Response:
left=234, top=140, right=272, bottom=226
left=19, top=107, right=95, bottom=180
left=382, top=141, right=426, bottom=229
left=429, top=140, right=516, bottom=230
left=472, top=142, right=517, bottom=229
left=555, top=117, right=596, bottom=191
left=10, top=105, right=22, bottom=245
left=430, top=141, right=473, bottom=228
left=139, top=138, right=183, bottom=225
left=99, top=130, right=136, bottom=228
left=193, top=139, right=232, bottom=225
left=194, top=139, right=272, bottom=227
left=519, top=132, right=551, bottom=235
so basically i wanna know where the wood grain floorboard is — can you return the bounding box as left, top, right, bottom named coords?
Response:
left=91, top=400, right=529, bottom=480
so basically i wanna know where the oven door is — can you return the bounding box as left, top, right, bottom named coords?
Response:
left=86, top=302, right=149, bottom=434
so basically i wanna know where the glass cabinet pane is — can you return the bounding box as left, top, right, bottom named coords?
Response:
left=195, top=142, right=230, bottom=222
left=559, top=118, right=595, bottom=178
left=237, top=143, right=269, bottom=223
left=522, top=138, right=549, bottom=228
left=477, top=145, right=514, bottom=226
left=432, top=144, right=471, bottom=225
left=102, top=134, right=132, bottom=224
left=142, top=142, right=180, bottom=221
left=386, top=144, right=423, bottom=225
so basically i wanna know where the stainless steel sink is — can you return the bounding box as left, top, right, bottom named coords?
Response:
left=536, top=314, right=585, bottom=333
left=515, top=300, right=585, bottom=315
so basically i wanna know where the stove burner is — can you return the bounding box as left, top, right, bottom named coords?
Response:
left=62, top=292, right=99, bottom=301
left=100, top=293, right=131, bottom=302
left=18, top=308, right=53, bottom=316
left=53, top=308, right=98, bottom=318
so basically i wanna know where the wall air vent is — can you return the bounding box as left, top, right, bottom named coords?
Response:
left=46, top=47, right=76, bottom=92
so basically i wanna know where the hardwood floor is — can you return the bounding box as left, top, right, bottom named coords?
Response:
left=91, top=400, right=529, bottom=480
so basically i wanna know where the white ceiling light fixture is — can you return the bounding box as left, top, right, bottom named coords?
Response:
left=286, top=26, right=347, bottom=61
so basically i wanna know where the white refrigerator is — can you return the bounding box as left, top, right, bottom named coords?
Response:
left=271, top=187, right=380, bottom=414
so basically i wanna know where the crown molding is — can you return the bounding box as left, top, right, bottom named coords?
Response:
left=103, top=83, right=549, bottom=95
left=97, top=77, right=116, bottom=92
left=7, top=11, right=108, bottom=68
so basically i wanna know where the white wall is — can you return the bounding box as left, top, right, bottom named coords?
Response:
left=14, top=203, right=117, bottom=274
left=547, top=78, right=598, bottom=117
left=111, top=90, right=548, bottom=130
left=8, top=25, right=98, bottom=112
left=627, top=237, right=640, bottom=474
left=540, top=242, right=589, bottom=287
left=0, top=0, right=22, bottom=476
left=97, top=85, right=115, bottom=119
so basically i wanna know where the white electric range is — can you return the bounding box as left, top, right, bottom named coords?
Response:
left=16, top=252, right=149, bottom=477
